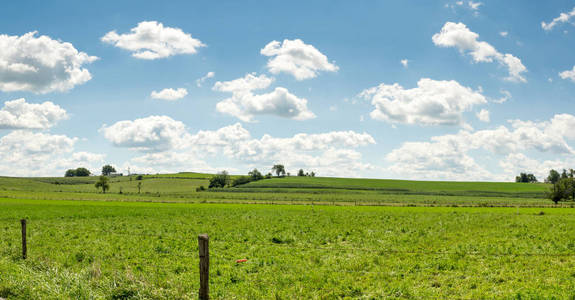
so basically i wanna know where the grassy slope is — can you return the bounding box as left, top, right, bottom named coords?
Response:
left=1, top=198, right=574, bottom=298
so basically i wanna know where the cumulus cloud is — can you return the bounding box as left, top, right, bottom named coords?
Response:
left=216, top=87, right=315, bottom=122
left=100, top=115, right=190, bottom=152
left=542, top=7, right=575, bottom=31
left=260, top=39, right=339, bottom=80
left=150, top=88, right=188, bottom=101
left=0, top=31, right=98, bottom=93
left=359, top=78, right=487, bottom=126
left=559, top=65, right=575, bottom=82
left=0, top=98, right=67, bottom=129
left=476, top=109, right=490, bottom=122
left=105, top=119, right=375, bottom=177
left=432, top=22, right=527, bottom=82
left=212, top=73, right=274, bottom=93
left=101, top=21, right=205, bottom=59
left=386, top=114, right=575, bottom=180
left=0, top=131, right=104, bottom=176
left=196, top=71, right=215, bottom=87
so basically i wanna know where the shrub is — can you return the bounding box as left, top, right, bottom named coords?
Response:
left=209, top=171, right=230, bottom=188
left=232, top=176, right=252, bottom=187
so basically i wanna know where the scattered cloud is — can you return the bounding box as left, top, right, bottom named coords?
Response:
left=400, top=59, right=409, bottom=68
left=386, top=114, right=575, bottom=180
left=216, top=87, right=315, bottom=122
left=0, top=131, right=103, bottom=176
left=493, top=90, right=511, bottom=104
left=212, top=73, right=274, bottom=93
left=432, top=22, right=527, bottom=82
left=0, top=98, right=67, bottom=129
left=151, top=88, right=188, bottom=101
left=196, top=71, right=215, bottom=87
left=499, top=31, right=508, bottom=37
left=101, top=21, right=205, bottom=59
left=559, top=65, right=575, bottom=82
left=542, top=7, right=575, bottom=31
left=100, top=115, right=190, bottom=152
left=0, top=31, right=98, bottom=93
left=476, top=109, right=490, bottom=122
left=359, top=78, right=487, bottom=126
left=260, top=39, right=338, bottom=80
left=468, top=1, right=482, bottom=11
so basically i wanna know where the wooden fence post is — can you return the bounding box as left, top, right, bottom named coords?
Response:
left=20, top=219, right=27, bottom=259
left=198, top=234, right=209, bottom=300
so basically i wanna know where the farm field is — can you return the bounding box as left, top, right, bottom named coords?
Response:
left=0, top=174, right=572, bottom=299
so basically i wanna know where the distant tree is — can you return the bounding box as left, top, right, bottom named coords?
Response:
left=248, top=169, right=263, bottom=181
left=65, top=169, right=76, bottom=177
left=95, top=176, right=110, bottom=193
left=74, top=167, right=91, bottom=177
left=546, top=169, right=561, bottom=184
left=297, top=169, right=305, bottom=177
left=102, top=165, right=116, bottom=176
left=515, top=173, right=537, bottom=183
left=561, top=169, right=569, bottom=179
left=265, top=173, right=272, bottom=179
left=232, top=176, right=252, bottom=187
left=209, top=171, right=230, bottom=188
left=137, top=182, right=142, bottom=194
left=272, top=164, right=286, bottom=177
left=136, top=175, right=143, bottom=180
left=310, top=171, right=315, bottom=177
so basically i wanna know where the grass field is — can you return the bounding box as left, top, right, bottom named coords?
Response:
left=0, top=174, right=572, bottom=299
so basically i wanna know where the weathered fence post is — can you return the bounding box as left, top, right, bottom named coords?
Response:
left=198, top=234, right=209, bottom=300
left=20, top=219, right=27, bottom=259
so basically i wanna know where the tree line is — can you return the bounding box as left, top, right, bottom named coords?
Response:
left=206, top=164, right=316, bottom=189
left=516, top=169, right=575, bottom=204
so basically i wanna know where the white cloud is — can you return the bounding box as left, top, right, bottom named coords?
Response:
left=386, top=114, right=575, bottom=180
left=476, top=109, right=490, bottom=122
left=432, top=22, right=527, bottom=82
left=0, top=32, right=97, bottom=93
left=196, top=71, right=215, bottom=87
left=101, top=21, right=205, bottom=59
left=468, top=1, right=482, bottom=10
left=359, top=78, right=487, bottom=126
left=400, top=59, right=409, bottom=68
left=150, top=88, right=188, bottom=101
left=499, top=31, right=509, bottom=37
left=212, top=73, right=274, bottom=93
left=216, top=87, right=316, bottom=122
left=260, top=39, right=339, bottom=80
left=498, top=153, right=573, bottom=181
left=0, top=98, right=67, bottom=129
left=542, top=7, right=575, bottom=31
left=0, top=131, right=103, bottom=176
left=559, top=65, right=575, bottom=82
left=100, top=115, right=190, bottom=152
left=493, top=90, right=511, bottom=104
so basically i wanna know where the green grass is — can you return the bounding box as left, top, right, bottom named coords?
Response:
left=1, top=198, right=575, bottom=299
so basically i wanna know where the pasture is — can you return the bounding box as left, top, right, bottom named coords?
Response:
left=0, top=174, right=573, bottom=299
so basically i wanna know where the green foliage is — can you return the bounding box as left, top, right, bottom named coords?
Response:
left=546, top=169, right=560, bottom=184
left=231, top=176, right=252, bottom=187
left=271, top=164, right=286, bottom=177
left=547, top=177, right=575, bottom=204
left=94, top=176, right=110, bottom=193
left=209, top=171, right=230, bottom=188
left=196, top=185, right=206, bottom=192
left=101, top=165, right=116, bottom=176
left=136, top=175, right=143, bottom=181
left=248, top=169, right=263, bottom=181
left=64, top=167, right=91, bottom=177
left=297, top=169, right=305, bottom=177
left=515, top=173, right=538, bottom=183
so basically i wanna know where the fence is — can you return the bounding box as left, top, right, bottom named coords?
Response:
left=7, top=219, right=575, bottom=299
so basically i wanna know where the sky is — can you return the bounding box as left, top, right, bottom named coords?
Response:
left=1, top=0, right=575, bottom=181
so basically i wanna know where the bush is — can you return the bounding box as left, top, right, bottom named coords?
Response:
left=547, top=177, right=575, bottom=204
left=136, top=175, right=143, bottom=181
left=196, top=185, right=206, bottom=192
left=248, top=169, right=264, bottom=181
left=209, top=171, right=230, bottom=188
left=232, top=176, right=252, bottom=187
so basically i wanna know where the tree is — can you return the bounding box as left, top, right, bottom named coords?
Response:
left=248, top=169, right=263, bottom=181
left=102, top=165, right=116, bottom=176
left=209, top=171, right=230, bottom=188
left=515, top=173, right=537, bottom=183
left=297, top=169, right=305, bottom=177
left=546, top=169, right=561, bottom=184
left=561, top=169, right=569, bottom=179
left=231, top=176, right=252, bottom=187
left=94, top=176, right=110, bottom=193
left=75, top=167, right=91, bottom=177
left=547, top=177, right=575, bottom=204
left=137, top=182, right=142, bottom=194
left=65, top=169, right=76, bottom=177
left=272, top=164, right=286, bottom=177
left=310, top=171, right=315, bottom=177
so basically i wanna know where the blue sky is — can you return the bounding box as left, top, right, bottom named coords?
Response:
left=1, top=0, right=575, bottom=180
